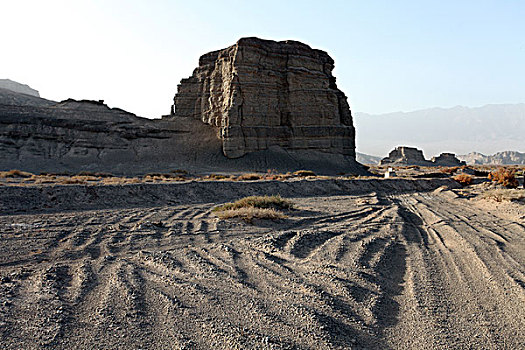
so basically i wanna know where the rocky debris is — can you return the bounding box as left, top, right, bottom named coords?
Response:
left=431, top=152, right=466, bottom=166
left=459, top=151, right=525, bottom=165
left=0, top=79, right=40, bottom=97
left=380, top=146, right=464, bottom=167
left=173, top=37, right=355, bottom=159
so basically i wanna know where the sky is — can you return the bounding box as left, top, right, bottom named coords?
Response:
left=1, top=0, right=525, bottom=119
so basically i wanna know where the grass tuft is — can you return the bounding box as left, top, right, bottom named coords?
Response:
left=213, top=195, right=293, bottom=223
left=213, top=195, right=293, bottom=212
left=215, top=207, right=286, bottom=223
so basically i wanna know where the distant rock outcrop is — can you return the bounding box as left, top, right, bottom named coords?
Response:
left=380, top=147, right=429, bottom=166
left=431, top=152, right=466, bottom=166
left=458, top=151, right=525, bottom=165
left=0, top=79, right=40, bottom=97
left=380, top=146, right=465, bottom=166
left=173, top=37, right=356, bottom=159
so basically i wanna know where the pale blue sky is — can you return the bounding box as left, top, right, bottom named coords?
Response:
left=1, top=0, right=524, bottom=118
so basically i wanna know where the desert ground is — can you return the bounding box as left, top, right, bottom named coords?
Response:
left=0, top=170, right=524, bottom=349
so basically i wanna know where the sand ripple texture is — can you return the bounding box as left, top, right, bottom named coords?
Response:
left=0, top=184, right=524, bottom=349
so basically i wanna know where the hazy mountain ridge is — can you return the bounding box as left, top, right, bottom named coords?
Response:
left=0, top=79, right=40, bottom=97
left=354, top=103, right=525, bottom=157
left=458, top=151, right=525, bottom=165
left=356, top=152, right=381, bottom=165
left=0, top=87, right=55, bottom=107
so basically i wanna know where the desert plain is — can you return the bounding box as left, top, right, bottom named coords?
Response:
left=0, top=168, right=524, bottom=350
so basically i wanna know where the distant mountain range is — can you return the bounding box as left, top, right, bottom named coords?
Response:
left=357, top=150, right=525, bottom=165
left=356, top=152, right=382, bottom=165
left=0, top=79, right=40, bottom=97
left=458, top=151, right=525, bottom=165
left=354, top=104, right=525, bottom=158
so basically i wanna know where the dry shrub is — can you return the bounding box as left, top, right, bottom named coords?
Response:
left=0, top=169, right=33, bottom=178
left=488, top=168, right=518, bottom=188
left=480, top=189, right=525, bottom=202
left=144, top=173, right=176, bottom=179
left=72, top=175, right=100, bottom=181
left=143, top=173, right=186, bottom=182
left=60, top=178, right=87, bottom=185
left=293, top=170, right=316, bottom=177
left=203, top=174, right=231, bottom=180
left=101, top=177, right=141, bottom=185
left=213, top=195, right=292, bottom=223
left=171, top=169, right=188, bottom=175
left=34, top=176, right=57, bottom=184
left=263, top=170, right=292, bottom=181
left=214, top=195, right=293, bottom=212
left=453, top=174, right=473, bottom=185
left=236, top=173, right=262, bottom=181
left=440, top=166, right=461, bottom=174
left=215, top=207, right=286, bottom=223
left=163, top=176, right=187, bottom=182
left=76, top=171, right=113, bottom=177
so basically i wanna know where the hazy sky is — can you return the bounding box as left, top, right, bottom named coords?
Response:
left=2, top=0, right=524, bottom=118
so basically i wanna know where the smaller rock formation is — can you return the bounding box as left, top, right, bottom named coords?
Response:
left=380, top=146, right=464, bottom=166
left=380, top=147, right=429, bottom=166
left=431, top=153, right=466, bottom=166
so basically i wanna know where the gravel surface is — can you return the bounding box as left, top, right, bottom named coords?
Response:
left=0, top=181, right=523, bottom=349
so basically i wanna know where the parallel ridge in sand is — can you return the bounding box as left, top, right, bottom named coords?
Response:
left=0, top=181, right=524, bottom=349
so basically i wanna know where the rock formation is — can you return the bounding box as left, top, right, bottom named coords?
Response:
left=380, top=147, right=429, bottom=166
left=172, top=37, right=355, bottom=159
left=380, top=146, right=464, bottom=166
left=0, top=93, right=224, bottom=174
left=431, top=153, right=466, bottom=166
left=0, top=39, right=366, bottom=175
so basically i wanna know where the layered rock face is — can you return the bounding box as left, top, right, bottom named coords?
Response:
left=173, top=37, right=355, bottom=159
left=0, top=93, right=223, bottom=174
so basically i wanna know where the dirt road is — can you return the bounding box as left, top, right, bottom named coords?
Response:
left=0, top=186, right=523, bottom=349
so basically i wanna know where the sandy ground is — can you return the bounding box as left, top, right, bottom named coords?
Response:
left=0, top=181, right=524, bottom=349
